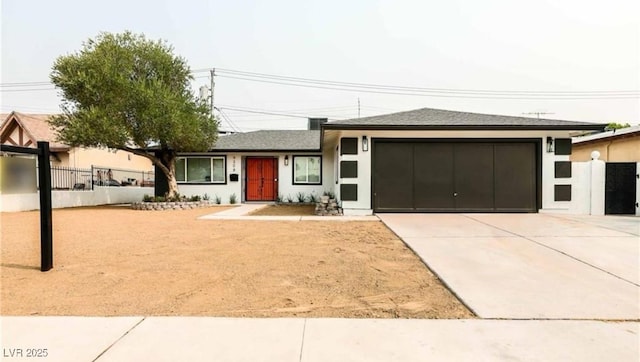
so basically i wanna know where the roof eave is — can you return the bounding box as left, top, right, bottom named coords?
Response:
left=573, top=130, right=640, bottom=145
left=322, top=124, right=607, bottom=131
left=205, top=148, right=322, bottom=153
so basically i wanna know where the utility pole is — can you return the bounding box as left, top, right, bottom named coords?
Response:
left=523, top=111, right=554, bottom=119
left=210, top=68, right=216, bottom=114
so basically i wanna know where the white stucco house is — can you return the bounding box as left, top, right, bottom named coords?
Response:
left=156, top=107, right=605, bottom=215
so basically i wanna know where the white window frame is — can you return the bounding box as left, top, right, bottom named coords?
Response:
left=176, top=156, right=226, bottom=184
left=293, top=155, right=322, bottom=185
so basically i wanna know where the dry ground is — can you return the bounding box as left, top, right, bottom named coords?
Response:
left=0, top=206, right=472, bottom=318
left=249, top=204, right=315, bottom=216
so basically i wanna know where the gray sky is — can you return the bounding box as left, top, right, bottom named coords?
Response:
left=2, top=0, right=639, bottom=131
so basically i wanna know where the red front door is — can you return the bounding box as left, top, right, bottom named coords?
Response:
left=246, top=158, right=278, bottom=201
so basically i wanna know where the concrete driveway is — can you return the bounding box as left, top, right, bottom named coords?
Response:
left=378, top=213, right=640, bottom=320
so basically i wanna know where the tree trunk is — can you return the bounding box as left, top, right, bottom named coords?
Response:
left=164, top=163, right=179, bottom=199
left=156, top=149, right=179, bottom=199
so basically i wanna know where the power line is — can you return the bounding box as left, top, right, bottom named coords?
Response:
left=0, top=87, right=56, bottom=93
left=217, top=105, right=344, bottom=121
left=216, top=68, right=639, bottom=97
left=214, top=107, right=242, bottom=133
left=217, top=74, right=638, bottom=100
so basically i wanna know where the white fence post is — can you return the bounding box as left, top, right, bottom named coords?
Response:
left=590, top=151, right=605, bottom=216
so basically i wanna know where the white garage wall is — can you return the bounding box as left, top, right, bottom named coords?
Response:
left=331, top=129, right=576, bottom=214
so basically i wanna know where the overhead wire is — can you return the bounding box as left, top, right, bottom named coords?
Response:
left=216, top=68, right=639, bottom=97
left=216, top=73, right=638, bottom=100
left=214, top=107, right=242, bottom=133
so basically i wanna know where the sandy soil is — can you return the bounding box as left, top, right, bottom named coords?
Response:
left=0, top=206, right=473, bottom=318
left=249, top=204, right=315, bottom=216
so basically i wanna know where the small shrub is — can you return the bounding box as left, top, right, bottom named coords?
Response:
left=229, top=193, right=237, bottom=204
left=286, top=194, right=294, bottom=203
left=296, top=192, right=307, bottom=203
left=276, top=194, right=283, bottom=203
left=215, top=195, right=222, bottom=204
left=155, top=196, right=166, bottom=202
left=202, top=193, right=210, bottom=201
left=308, top=193, right=318, bottom=203
left=142, top=194, right=154, bottom=202
left=165, top=193, right=183, bottom=202
left=323, top=190, right=336, bottom=199
left=189, top=195, right=201, bottom=202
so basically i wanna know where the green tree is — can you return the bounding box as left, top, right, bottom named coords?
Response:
left=605, top=122, right=631, bottom=130
left=50, top=31, right=217, bottom=198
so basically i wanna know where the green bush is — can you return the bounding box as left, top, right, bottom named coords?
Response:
left=229, top=193, right=237, bottom=204
left=323, top=190, right=336, bottom=199
left=296, top=192, right=307, bottom=203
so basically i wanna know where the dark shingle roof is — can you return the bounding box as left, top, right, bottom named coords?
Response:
left=325, top=108, right=605, bottom=131
left=210, top=130, right=320, bottom=151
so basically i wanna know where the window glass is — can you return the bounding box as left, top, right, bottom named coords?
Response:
left=294, top=157, right=308, bottom=182
left=212, top=158, right=225, bottom=182
left=176, top=158, right=186, bottom=182
left=308, top=157, right=321, bottom=183
left=186, top=158, right=211, bottom=183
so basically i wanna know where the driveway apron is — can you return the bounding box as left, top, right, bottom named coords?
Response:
left=378, top=213, right=640, bottom=320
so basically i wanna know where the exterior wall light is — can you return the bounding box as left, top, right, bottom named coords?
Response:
left=546, top=137, right=554, bottom=153
left=284, top=155, right=289, bottom=166
left=362, top=135, right=369, bottom=152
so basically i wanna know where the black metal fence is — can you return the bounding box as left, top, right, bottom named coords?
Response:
left=92, top=166, right=155, bottom=188
left=42, top=165, right=154, bottom=191
left=50, top=166, right=93, bottom=190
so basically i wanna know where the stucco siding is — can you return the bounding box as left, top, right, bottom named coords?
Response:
left=572, top=136, right=640, bottom=162
left=67, top=147, right=153, bottom=171
left=177, top=150, right=335, bottom=204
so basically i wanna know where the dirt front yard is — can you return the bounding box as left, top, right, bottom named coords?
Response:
left=0, top=206, right=472, bottom=318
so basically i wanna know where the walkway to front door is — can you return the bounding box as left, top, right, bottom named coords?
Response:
left=246, top=157, right=278, bottom=201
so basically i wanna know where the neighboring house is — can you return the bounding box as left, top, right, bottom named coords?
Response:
left=572, top=126, right=640, bottom=216
left=157, top=107, right=604, bottom=215
left=0, top=111, right=153, bottom=171
left=571, top=125, right=640, bottom=162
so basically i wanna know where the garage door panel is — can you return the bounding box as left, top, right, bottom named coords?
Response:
left=373, top=140, right=538, bottom=213
left=414, top=143, right=455, bottom=210
left=374, top=142, right=414, bottom=211
left=494, top=143, right=536, bottom=211
left=454, top=143, right=495, bottom=211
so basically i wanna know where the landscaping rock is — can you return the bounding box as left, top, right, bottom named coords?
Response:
left=131, top=200, right=213, bottom=211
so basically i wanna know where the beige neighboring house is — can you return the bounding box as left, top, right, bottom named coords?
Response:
left=0, top=111, right=153, bottom=171
left=571, top=125, right=640, bottom=162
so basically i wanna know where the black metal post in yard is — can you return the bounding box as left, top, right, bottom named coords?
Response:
left=37, top=142, right=53, bottom=272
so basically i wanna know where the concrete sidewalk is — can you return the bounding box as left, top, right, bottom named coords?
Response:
left=198, top=204, right=379, bottom=221
left=2, top=317, right=638, bottom=361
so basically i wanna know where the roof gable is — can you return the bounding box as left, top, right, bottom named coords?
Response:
left=325, top=107, right=606, bottom=131
left=0, top=112, right=69, bottom=151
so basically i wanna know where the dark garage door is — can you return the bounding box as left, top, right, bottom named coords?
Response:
left=373, top=140, right=539, bottom=212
